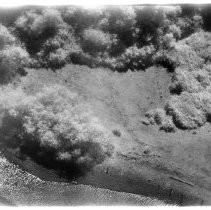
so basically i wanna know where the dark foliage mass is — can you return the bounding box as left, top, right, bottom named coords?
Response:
left=0, top=5, right=207, bottom=74
left=0, top=85, right=113, bottom=177
left=0, top=24, right=29, bottom=84
left=146, top=31, right=211, bottom=132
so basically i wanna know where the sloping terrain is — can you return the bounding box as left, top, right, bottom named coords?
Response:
left=0, top=152, right=167, bottom=206
left=0, top=5, right=211, bottom=205
left=0, top=64, right=208, bottom=205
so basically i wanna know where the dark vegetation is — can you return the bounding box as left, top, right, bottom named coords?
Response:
left=0, top=5, right=211, bottom=175
left=146, top=31, right=211, bottom=131
left=0, top=85, right=113, bottom=177
left=0, top=5, right=206, bottom=73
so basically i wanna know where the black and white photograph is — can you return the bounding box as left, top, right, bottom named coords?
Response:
left=0, top=0, right=211, bottom=206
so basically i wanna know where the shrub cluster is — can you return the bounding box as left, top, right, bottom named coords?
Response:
left=165, top=92, right=206, bottom=129
left=146, top=30, right=211, bottom=131
left=5, top=5, right=203, bottom=71
left=145, top=108, right=176, bottom=132
left=0, top=46, right=29, bottom=84
left=81, top=28, right=112, bottom=55
left=155, top=43, right=204, bottom=72
left=15, top=9, right=81, bottom=69
left=169, top=68, right=209, bottom=94
left=36, top=28, right=81, bottom=69
left=165, top=91, right=211, bottom=129
left=117, top=45, right=156, bottom=70
left=0, top=85, right=113, bottom=175
left=146, top=89, right=211, bottom=131
left=182, top=31, right=211, bottom=63
left=0, top=24, right=29, bottom=84
left=62, top=7, right=103, bottom=34
left=15, top=9, right=64, bottom=52
left=0, top=24, right=16, bottom=49
left=100, top=6, right=136, bottom=48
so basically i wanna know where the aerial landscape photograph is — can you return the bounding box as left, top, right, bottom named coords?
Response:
left=0, top=0, right=211, bottom=206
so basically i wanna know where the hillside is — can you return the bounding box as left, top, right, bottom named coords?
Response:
left=0, top=63, right=210, bottom=205
left=0, top=4, right=211, bottom=206
left=0, top=152, right=167, bottom=206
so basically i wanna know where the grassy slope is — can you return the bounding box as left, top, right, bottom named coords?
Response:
left=13, top=64, right=210, bottom=205
left=0, top=152, right=166, bottom=206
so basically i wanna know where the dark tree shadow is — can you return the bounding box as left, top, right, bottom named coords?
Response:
left=0, top=112, right=110, bottom=179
